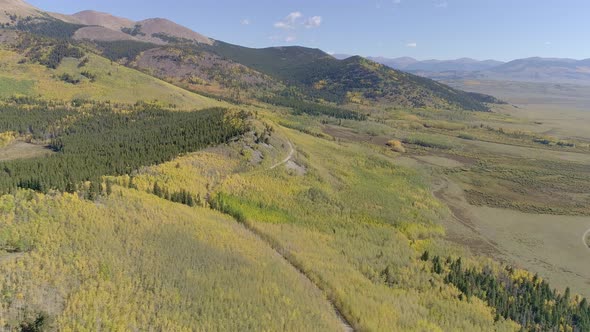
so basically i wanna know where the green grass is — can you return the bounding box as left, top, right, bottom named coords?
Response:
left=0, top=77, right=34, bottom=97
left=449, top=155, right=590, bottom=216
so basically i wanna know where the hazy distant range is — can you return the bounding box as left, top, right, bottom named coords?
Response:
left=333, top=54, right=590, bottom=85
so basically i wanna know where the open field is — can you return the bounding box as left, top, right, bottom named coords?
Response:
left=433, top=176, right=590, bottom=299
left=0, top=141, right=52, bottom=161
left=446, top=80, right=590, bottom=141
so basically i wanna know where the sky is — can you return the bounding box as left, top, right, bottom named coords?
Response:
left=27, top=0, right=590, bottom=61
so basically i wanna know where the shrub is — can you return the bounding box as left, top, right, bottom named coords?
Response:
left=58, top=73, right=80, bottom=84
left=386, top=139, right=406, bottom=153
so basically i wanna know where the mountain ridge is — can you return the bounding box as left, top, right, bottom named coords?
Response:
left=344, top=54, right=590, bottom=85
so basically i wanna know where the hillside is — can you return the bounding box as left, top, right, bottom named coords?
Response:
left=0, top=0, right=42, bottom=24
left=206, top=42, right=490, bottom=110
left=134, top=18, right=212, bottom=45
left=71, top=10, right=134, bottom=31
left=71, top=10, right=212, bottom=45
left=73, top=26, right=140, bottom=42
left=0, top=31, right=223, bottom=108
left=131, top=46, right=282, bottom=100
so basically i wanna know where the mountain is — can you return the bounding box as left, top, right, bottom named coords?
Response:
left=199, top=43, right=490, bottom=110
left=370, top=56, right=419, bottom=69
left=133, top=18, right=212, bottom=45
left=367, top=56, right=504, bottom=72
left=413, top=57, right=590, bottom=85
left=0, top=0, right=42, bottom=23
left=359, top=55, right=590, bottom=85
left=479, top=57, right=590, bottom=83
left=0, top=0, right=81, bottom=25
left=71, top=10, right=212, bottom=45
left=71, top=10, right=134, bottom=30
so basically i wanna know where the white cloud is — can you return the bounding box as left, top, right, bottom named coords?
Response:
left=406, top=42, right=417, bottom=48
left=393, top=0, right=401, bottom=4
left=435, top=1, right=448, bottom=8
left=304, top=16, right=322, bottom=29
left=240, top=19, right=250, bottom=25
left=286, top=11, right=303, bottom=22
left=272, top=11, right=323, bottom=44
left=545, top=41, right=552, bottom=45
left=274, top=11, right=321, bottom=30
left=274, top=11, right=303, bottom=29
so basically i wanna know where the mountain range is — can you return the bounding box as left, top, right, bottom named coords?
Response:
left=335, top=54, right=590, bottom=85
left=0, top=0, right=493, bottom=111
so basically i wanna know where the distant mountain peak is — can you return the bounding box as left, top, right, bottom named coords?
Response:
left=72, top=10, right=134, bottom=30
left=0, top=0, right=43, bottom=23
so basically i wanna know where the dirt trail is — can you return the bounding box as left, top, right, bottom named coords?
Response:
left=270, top=140, right=294, bottom=170
left=213, top=137, right=354, bottom=330
left=235, top=220, right=355, bottom=331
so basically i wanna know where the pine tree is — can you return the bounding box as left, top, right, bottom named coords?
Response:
left=106, top=180, right=113, bottom=196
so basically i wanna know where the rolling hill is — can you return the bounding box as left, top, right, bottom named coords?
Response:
left=203, top=42, right=490, bottom=110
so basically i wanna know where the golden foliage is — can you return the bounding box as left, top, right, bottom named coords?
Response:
left=387, top=139, right=406, bottom=153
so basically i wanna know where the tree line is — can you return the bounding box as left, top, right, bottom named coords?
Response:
left=0, top=101, right=249, bottom=194
left=423, top=252, right=590, bottom=331
left=260, top=95, right=367, bottom=120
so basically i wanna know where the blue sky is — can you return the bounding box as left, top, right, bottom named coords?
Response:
left=28, top=0, right=590, bottom=61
